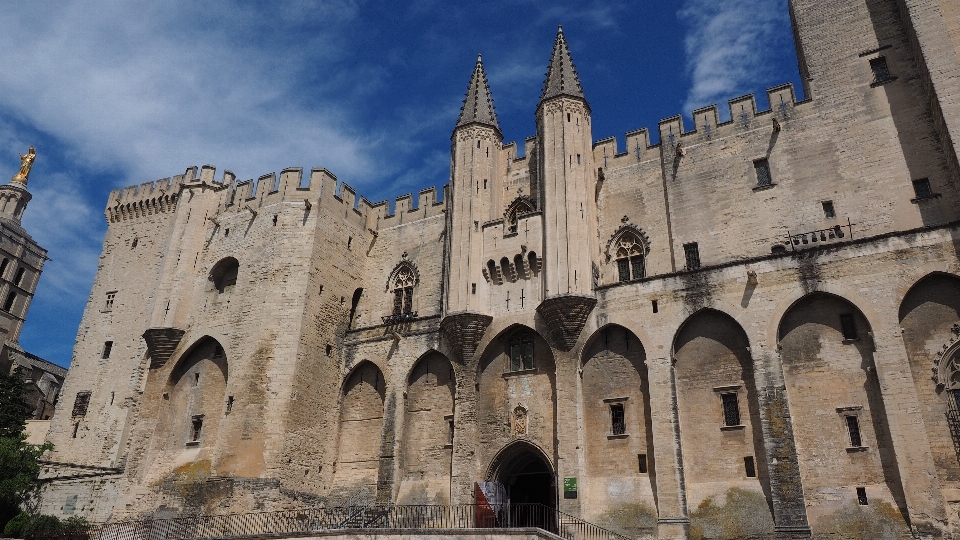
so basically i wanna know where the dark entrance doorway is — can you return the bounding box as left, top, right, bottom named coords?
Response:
left=487, top=442, right=557, bottom=529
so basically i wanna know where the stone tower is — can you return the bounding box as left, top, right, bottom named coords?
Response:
left=534, top=27, right=598, bottom=350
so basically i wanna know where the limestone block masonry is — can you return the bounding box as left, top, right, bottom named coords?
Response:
left=38, top=0, right=960, bottom=538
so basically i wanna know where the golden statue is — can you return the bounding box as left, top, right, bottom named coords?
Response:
left=11, top=146, right=35, bottom=186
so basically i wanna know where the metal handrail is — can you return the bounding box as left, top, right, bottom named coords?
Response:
left=44, top=503, right=630, bottom=540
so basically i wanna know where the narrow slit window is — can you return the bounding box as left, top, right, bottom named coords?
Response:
left=193, top=373, right=200, bottom=386
left=2, top=291, right=15, bottom=312
left=325, top=344, right=332, bottom=356
left=448, top=419, right=455, bottom=445
left=471, top=283, right=476, bottom=294
left=754, top=159, right=772, bottom=187
left=0, top=258, right=9, bottom=277
left=638, top=454, right=648, bottom=474
left=652, top=300, right=658, bottom=313
left=72, top=423, right=79, bottom=438
left=101, top=341, right=113, bottom=359
left=912, top=178, right=933, bottom=199
left=721, top=392, right=741, bottom=427
left=14, top=267, right=25, bottom=286
left=191, top=416, right=203, bottom=442
left=846, top=415, right=863, bottom=447
left=226, top=396, right=234, bottom=413
left=610, top=403, right=626, bottom=435
left=856, top=487, right=868, bottom=506
left=744, top=456, right=756, bottom=477
left=684, top=243, right=701, bottom=270
left=839, top=314, right=858, bottom=340
left=822, top=201, right=836, bottom=219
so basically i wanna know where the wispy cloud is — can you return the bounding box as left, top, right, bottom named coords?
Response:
left=679, top=0, right=791, bottom=115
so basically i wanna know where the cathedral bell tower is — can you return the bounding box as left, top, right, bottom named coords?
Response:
left=441, top=55, right=499, bottom=359
left=534, top=27, right=598, bottom=351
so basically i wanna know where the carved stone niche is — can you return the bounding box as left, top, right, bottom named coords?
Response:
left=536, top=294, right=597, bottom=351
left=440, top=311, right=493, bottom=361
left=142, top=327, right=186, bottom=369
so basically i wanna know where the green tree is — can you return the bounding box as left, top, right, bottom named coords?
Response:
left=0, top=367, right=53, bottom=526
left=0, top=367, right=33, bottom=438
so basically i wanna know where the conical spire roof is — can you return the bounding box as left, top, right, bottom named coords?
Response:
left=540, top=26, right=585, bottom=102
left=456, top=54, right=500, bottom=132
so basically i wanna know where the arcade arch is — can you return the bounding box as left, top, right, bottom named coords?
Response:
left=334, top=361, right=386, bottom=498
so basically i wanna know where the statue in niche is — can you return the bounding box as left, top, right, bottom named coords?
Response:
left=512, top=405, right=527, bottom=436
left=12, top=146, right=36, bottom=185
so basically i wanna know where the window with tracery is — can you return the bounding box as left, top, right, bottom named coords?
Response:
left=614, top=232, right=646, bottom=282
left=392, top=266, right=416, bottom=316
left=506, top=200, right=535, bottom=234
left=508, top=331, right=535, bottom=371
left=942, top=351, right=960, bottom=464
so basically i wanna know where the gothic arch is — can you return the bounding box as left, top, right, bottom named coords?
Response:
left=398, top=351, right=456, bottom=504
left=503, top=196, right=536, bottom=233
left=605, top=224, right=650, bottom=261
left=898, top=272, right=960, bottom=482
left=485, top=439, right=554, bottom=482
left=156, top=336, right=229, bottom=453
left=334, top=360, right=386, bottom=498
left=579, top=324, right=655, bottom=514
left=385, top=259, right=420, bottom=292
left=779, top=292, right=908, bottom=526
left=671, top=308, right=773, bottom=522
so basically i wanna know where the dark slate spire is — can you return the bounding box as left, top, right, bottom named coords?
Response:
left=456, top=54, right=500, bottom=132
left=540, top=26, right=585, bottom=102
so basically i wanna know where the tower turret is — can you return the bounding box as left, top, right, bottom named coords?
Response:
left=444, top=55, right=503, bottom=320
left=533, top=27, right=598, bottom=350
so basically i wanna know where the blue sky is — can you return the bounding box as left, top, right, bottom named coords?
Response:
left=0, top=0, right=802, bottom=368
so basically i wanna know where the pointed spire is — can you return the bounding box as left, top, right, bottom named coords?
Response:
left=540, top=26, right=585, bottom=102
left=456, top=54, right=500, bottom=133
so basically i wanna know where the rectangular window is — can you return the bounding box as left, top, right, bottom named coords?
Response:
left=721, top=392, right=741, bottom=427
left=684, top=243, right=701, bottom=270
left=393, top=289, right=403, bottom=316
left=448, top=419, right=455, bottom=445
left=403, top=287, right=413, bottom=314
left=912, top=178, right=933, bottom=199
left=104, top=291, right=116, bottom=311
left=191, top=415, right=203, bottom=442
left=617, top=259, right=630, bottom=282
left=846, top=415, right=863, bottom=447
left=822, top=201, right=836, bottom=219
left=839, top=314, right=858, bottom=340
left=610, top=403, right=626, bottom=435
left=869, top=57, right=892, bottom=83
left=744, top=456, right=757, bottom=478
left=856, top=487, right=868, bottom=506
left=2, top=291, right=15, bottom=312
left=72, top=391, right=91, bottom=417
left=631, top=256, right=645, bottom=281
left=14, top=267, right=25, bottom=287
left=101, top=341, right=113, bottom=359
left=638, top=454, right=648, bottom=474
left=472, top=283, right=476, bottom=294
left=652, top=300, right=658, bottom=313
left=754, top=159, right=772, bottom=187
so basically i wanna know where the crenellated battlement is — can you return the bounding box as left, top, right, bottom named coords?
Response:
left=591, top=83, right=804, bottom=168
left=106, top=164, right=447, bottom=230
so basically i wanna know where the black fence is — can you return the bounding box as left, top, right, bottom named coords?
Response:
left=49, top=504, right=630, bottom=540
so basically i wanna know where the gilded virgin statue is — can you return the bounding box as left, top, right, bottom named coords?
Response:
left=12, top=146, right=35, bottom=185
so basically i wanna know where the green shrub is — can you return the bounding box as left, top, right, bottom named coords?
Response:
left=3, top=511, right=31, bottom=538
left=23, top=515, right=60, bottom=540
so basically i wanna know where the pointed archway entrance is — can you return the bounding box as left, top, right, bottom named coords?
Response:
left=484, top=441, right=557, bottom=529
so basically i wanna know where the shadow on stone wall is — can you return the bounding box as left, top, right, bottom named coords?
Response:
left=689, top=488, right=775, bottom=540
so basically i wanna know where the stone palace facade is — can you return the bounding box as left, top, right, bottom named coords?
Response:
left=38, top=0, right=960, bottom=537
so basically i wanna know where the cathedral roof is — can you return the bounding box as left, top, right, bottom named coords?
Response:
left=456, top=55, right=500, bottom=132
left=540, top=26, right=585, bottom=102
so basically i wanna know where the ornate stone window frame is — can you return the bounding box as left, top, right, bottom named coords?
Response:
left=605, top=224, right=650, bottom=283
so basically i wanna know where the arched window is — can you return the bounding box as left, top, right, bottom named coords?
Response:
left=392, top=265, right=416, bottom=316
left=614, top=232, right=646, bottom=282
left=505, top=198, right=535, bottom=234
left=508, top=331, right=535, bottom=371
left=209, top=257, right=239, bottom=294
left=944, top=353, right=960, bottom=414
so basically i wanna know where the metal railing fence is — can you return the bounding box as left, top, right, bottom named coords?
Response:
left=44, top=503, right=630, bottom=540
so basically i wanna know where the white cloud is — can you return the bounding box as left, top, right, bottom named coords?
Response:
left=679, top=0, right=791, bottom=115
left=0, top=0, right=377, bottom=186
